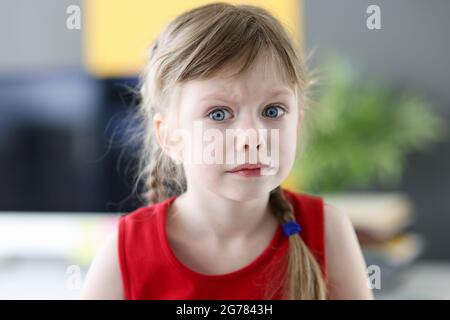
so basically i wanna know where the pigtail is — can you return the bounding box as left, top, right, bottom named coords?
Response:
left=266, top=186, right=327, bottom=300
left=136, top=35, right=187, bottom=205
left=143, top=133, right=187, bottom=205
left=145, top=137, right=164, bottom=204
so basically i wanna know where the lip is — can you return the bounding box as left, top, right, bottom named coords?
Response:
left=226, top=163, right=271, bottom=177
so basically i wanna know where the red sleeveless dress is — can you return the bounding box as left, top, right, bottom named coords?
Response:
left=118, top=188, right=327, bottom=300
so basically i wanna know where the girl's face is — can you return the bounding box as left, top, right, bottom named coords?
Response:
left=162, top=54, right=302, bottom=201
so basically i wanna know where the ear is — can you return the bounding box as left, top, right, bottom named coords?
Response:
left=153, top=112, right=167, bottom=149
left=153, top=112, right=182, bottom=164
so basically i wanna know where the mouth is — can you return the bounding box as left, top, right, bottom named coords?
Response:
left=226, top=163, right=271, bottom=177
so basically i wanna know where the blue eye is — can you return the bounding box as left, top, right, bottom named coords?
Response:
left=208, top=108, right=232, bottom=121
left=263, top=105, right=285, bottom=118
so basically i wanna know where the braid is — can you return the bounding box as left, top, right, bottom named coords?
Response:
left=269, top=186, right=295, bottom=224
left=143, top=127, right=187, bottom=205
left=142, top=136, right=163, bottom=205
left=266, top=186, right=327, bottom=300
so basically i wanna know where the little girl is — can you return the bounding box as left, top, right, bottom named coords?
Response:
left=82, top=2, right=373, bottom=300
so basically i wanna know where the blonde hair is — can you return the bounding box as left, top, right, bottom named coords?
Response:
left=133, top=2, right=326, bottom=299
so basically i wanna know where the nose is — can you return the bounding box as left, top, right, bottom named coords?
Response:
left=241, top=135, right=265, bottom=151
left=235, top=116, right=267, bottom=152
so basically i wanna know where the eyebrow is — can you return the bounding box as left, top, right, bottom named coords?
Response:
left=198, top=87, right=294, bottom=102
left=266, top=87, right=295, bottom=97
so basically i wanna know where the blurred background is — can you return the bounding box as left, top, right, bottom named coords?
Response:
left=0, top=0, right=449, bottom=299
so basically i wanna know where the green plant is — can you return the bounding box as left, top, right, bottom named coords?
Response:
left=291, top=57, right=447, bottom=193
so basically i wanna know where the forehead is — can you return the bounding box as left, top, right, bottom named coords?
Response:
left=178, top=53, right=296, bottom=100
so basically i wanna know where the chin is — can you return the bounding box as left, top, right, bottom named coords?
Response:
left=219, top=181, right=276, bottom=202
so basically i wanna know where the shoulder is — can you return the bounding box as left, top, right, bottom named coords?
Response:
left=322, top=202, right=374, bottom=299
left=118, top=202, right=166, bottom=250
left=282, top=188, right=374, bottom=299
left=282, top=188, right=324, bottom=218
left=282, top=188, right=326, bottom=236
left=80, top=230, right=123, bottom=299
left=282, top=188, right=322, bottom=204
left=282, top=188, right=358, bottom=247
left=323, top=202, right=354, bottom=241
left=81, top=202, right=169, bottom=300
left=282, top=188, right=327, bottom=275
left=80, top=204, right=160, bottom=299
left=117, top=204, right=163, bottom=242
left=120, top=205, right=159, bottom=224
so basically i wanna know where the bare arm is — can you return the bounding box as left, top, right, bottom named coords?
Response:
left=324, top=203, right=374, bottom=300
left=80, top=231, right=124, bottom=300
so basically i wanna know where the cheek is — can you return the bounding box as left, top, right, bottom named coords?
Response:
left=277, top=124, right=298, bottom=168
left=178, top=125, right=224, bottom=165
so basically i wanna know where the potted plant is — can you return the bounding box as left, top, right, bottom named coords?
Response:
left=283, top=56, right=447, bottom=287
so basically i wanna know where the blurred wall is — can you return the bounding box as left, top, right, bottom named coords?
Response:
left=0, top=0, right=82, bottom=75
left=304, top=0, right=450, bottom=260
left=1, top=0, right=449, bottom=259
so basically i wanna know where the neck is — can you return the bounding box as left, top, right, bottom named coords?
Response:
left=169, top=185, right=274, bottom=241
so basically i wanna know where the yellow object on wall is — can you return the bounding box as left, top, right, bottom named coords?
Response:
left=83, top=0, right=303, bottom=77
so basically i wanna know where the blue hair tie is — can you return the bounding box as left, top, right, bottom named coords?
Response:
left=282, top=220, right=302, bottom=237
